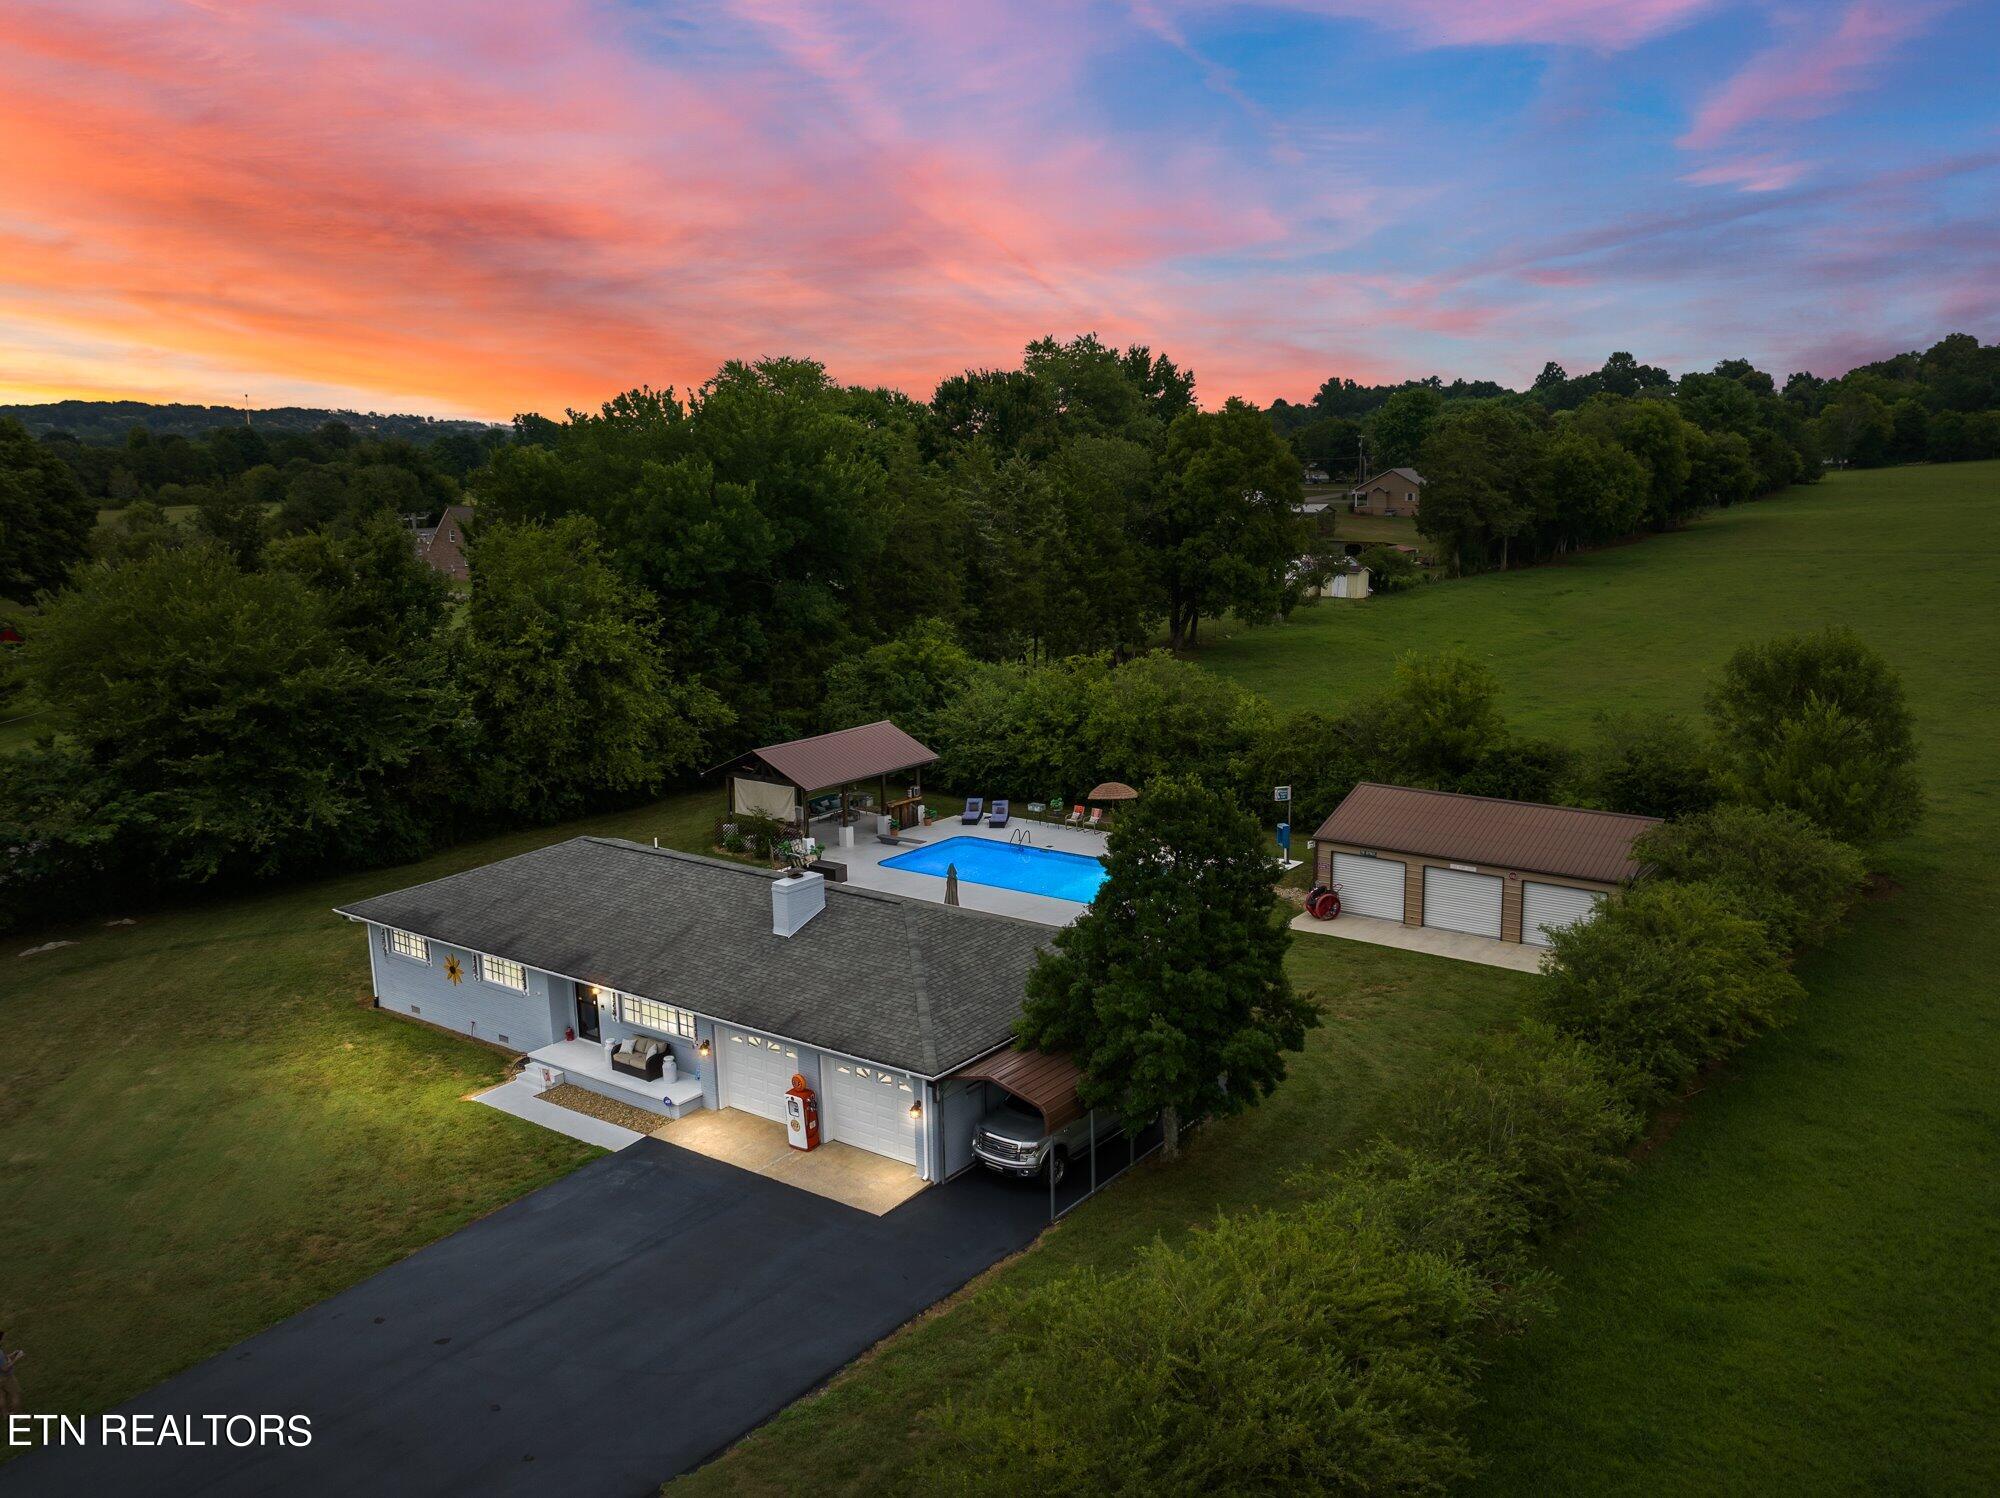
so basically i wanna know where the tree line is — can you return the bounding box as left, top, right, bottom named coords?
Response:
left=0, top=326, right=1975, bottom=924
left=1271, top=332, right=2000, bottom=574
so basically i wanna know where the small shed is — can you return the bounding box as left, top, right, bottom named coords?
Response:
left=1311, top=782, right=1659, bottom=947
left=717, top=720, right=938, bottom=839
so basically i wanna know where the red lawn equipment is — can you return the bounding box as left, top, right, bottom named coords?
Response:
left=1306, top=883, right=1342, bottom=920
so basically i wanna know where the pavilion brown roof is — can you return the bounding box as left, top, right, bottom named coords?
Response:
left=947, top=1046, right=1085, bottom=1130
left=1312, top=782, right=1660, bottom=885
left=736, top=720, right=937, bottom=792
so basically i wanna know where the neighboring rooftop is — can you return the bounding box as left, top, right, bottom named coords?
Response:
left=335, top=838, right=1047, bottom=1076
left=731, top=719, right=937, bottom=792
left=1313, top=782, right=1660, bottom=884
left=1352, top=467, right=1426, bottom=488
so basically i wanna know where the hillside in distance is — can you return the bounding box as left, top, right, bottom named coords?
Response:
left=0, top=399, right=501, bottom=443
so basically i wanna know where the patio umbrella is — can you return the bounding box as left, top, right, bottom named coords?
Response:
left=1087, top=781, right=1139, bottom=802
left=945, top=863, right=960, bottom=906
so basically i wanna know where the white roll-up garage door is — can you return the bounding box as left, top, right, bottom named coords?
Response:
left=1522, top=882, right=1602, bottom=947
left=717, top=1025, right=799, bottom=1122
left=1422, top=867, right=1503, bottom=938
left=1332, top=853, right=1405, bottom=921
left=824, top=1058, right=920, bottom=1165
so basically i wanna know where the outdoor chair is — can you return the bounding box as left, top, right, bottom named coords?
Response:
left=1087, top=807, right=1104, bottom=830
left=961, top=797, right=984, bottom=824
left=987, top=799, right=1011, bottom=827
left=1065, top=804, right=1086, bottom=827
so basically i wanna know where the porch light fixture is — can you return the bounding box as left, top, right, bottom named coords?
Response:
left=908, top=1100, right=923, bottom=1120
left=698, top=1038, right=712, bottom=1057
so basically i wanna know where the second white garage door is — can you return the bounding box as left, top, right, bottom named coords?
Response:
left=1422, top=867, right=1503, bottom=938
left=1332, top=853, right=1405, bottom=921
left=1522, top=882, right=1602, bottom=947
left=717, top=1025, right=799, bottom=1122
left=824, top=1059, right=920, bottom=1165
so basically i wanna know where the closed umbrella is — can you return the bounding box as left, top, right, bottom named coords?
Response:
left=945, top=863, right=960, bottom=906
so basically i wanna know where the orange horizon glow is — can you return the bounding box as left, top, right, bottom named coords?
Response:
left=1, top=1, right=1990, bottom=422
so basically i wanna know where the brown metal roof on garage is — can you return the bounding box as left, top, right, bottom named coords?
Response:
left=1313, top=782, right=1660, bottom=885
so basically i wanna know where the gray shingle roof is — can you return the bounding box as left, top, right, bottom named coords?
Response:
left=334, top=838, right=1048, bottom=1076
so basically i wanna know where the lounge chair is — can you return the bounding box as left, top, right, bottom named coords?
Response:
left=1065, top=804, right=1086, bottom=827
left=961, top=797, right=984, bottom=824
left=1087, top=807, right=1104, bottom=830
left=987, top=799, right=1011, bottom=828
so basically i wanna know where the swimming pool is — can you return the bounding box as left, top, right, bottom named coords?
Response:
left=882, top=834, right=1109, bottom=904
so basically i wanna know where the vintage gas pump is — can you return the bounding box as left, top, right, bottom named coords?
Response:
left=784, top=1073, right=821, bottom=1152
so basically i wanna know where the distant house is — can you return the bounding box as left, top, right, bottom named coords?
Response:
left=1302, top=464, right=1330, bottom=485
left=412, top=503, right=475, bottom=582
left=1349, top=468, right=1425, bottom=517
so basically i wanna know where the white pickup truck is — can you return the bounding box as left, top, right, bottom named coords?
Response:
left=970, top=1094, right=1125, bottom=1184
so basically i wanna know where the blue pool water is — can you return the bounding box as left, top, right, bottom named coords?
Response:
left=882, top=834, right=1109, bottom=904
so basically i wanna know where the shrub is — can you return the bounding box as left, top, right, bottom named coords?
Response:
left=1359, top=544, right=1422, bottom=594
left=821, top=617, right=975, bottom=749
left=1372, top=1022, right=1641, bottom=1235
left=1635, top=804, right=1866, bottom=952
left=1540, top=880, right=1804, bottom=1096
left=1579, top=710, right=1722, bottom=819
left=1707, top=627, right=1923, bottom=844
left=1370, top=649, right=1507, bottom=786
left=1314, top=1146, right=1537, bottom=1289
left=924, top=1206, right=1490, bottom=1495
left=931, top=651, right=1272, bottom=804
left=1453, top=736, right=1577, bottom=804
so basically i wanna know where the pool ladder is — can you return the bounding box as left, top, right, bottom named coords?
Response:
left=1009, top=827, right=1033, bottom=848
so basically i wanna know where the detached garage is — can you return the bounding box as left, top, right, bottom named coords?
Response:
left=1311, top=783, right=1659, bottom=946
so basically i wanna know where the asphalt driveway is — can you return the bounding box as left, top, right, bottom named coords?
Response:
left=3, top=1139, right=1052, bottom=1497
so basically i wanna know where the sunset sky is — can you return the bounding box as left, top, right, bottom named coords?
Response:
left=2, top=1, right=1994, bottom=421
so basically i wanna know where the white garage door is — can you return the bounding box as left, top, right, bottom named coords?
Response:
left=1522, top=882, right=1602, bottom=947
left=1423, top=867, right=1503, bottom=938
left=1332, top=853, right=1405, bottom=921
left=717, top=1025, right=799, bottom=1122
left=824, top=1059, right=920, bottom=1165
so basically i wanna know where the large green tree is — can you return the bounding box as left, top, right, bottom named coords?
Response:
left=0, top=417, right=96, bottom=602
left=1706, top=627, right=1924, bottom=845
left=23, top=545, right=472, bottom=880
left=1147, top=399, right=1305, bottom=650
left=1017, top=774, right=1315, bottom=1158
left=459, top=517, right=728, bottom=819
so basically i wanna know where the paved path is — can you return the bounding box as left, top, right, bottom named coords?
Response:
left=3, top=1140, right=1049, bottom=1497
left=1288, top=909, right=1547, bottom=971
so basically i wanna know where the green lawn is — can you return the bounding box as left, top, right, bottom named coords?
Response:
left=684, top=461, right=2000, bottom=1492
left=676, top=937, right=1538, bottom=1496
left=0, top=789, right=730, bottom=1421
left=9, top=461, right=1998, bottom=1489
left=1207, top=461, right=2000, bottom=1493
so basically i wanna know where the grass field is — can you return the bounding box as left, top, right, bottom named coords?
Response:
left=1211, top=460, right=2000, bottom=1494
left=680, top=461, right=2000, bottom=1492
left=0, top=792, right=730, bottom=1420
left=6, top=461, right=1996, bottom=1490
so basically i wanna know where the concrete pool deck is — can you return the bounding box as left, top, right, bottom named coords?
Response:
left=825, top=816, right=1106, bottom=926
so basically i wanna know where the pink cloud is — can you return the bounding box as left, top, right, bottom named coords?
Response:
left=1223, top=1, right=1719, bottom=51
left=1682, top=153, right=1809, bottom=193
left=1680, top=1, right=1952, bottom=149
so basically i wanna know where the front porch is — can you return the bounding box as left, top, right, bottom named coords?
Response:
left=525, top=1038, right=708, bottom=1118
